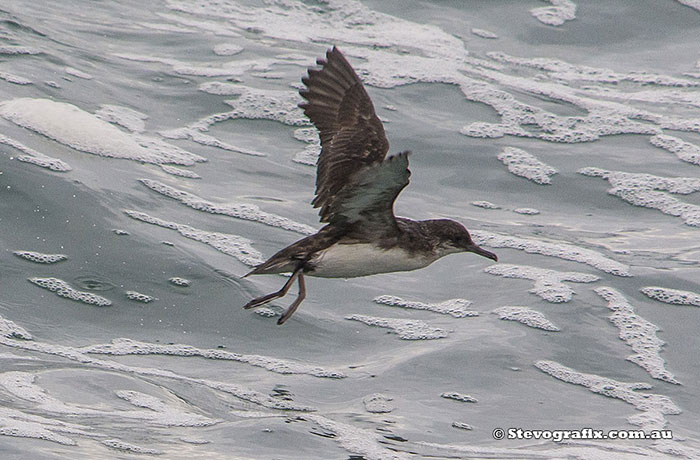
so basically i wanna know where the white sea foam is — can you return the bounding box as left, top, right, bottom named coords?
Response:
left=0, top=407, right=88, bottom=446
left=253, top=72, right=285, bottom=82
left=653, top=441, right=700, bottom=459
left=492, top=306, right=560, bottom=331
left=0, top=333, right=313, bottom=412
left=471, top=200, right=500, bottom=209
left=95, top=104, right=147, bottom=133
left=345, top=315, right=447, bottom=340
left=0, top=98, right=206, bottom=166
left=579, top=167, right=700, bottom=227
left=125, top=291, right=156, bottom=303
left=254, top=307, right=277, bottom=318
left=15, top=154, right=71, bottom=171
left=373, top=295, right=477, bottom=318
left=115, top=390, right=217, bottom=426
left=530, top=0, right=577, bottom=27
left=81, top=338, right=345, bottom=378
left=0, top=134, right=71, bottom=172
left=0, top=371, right=217, bottom=428
left=362, top=393, right=393, bottom=413
left=460, top=122, right=506, bottom=138
left=213, top=43, right=243, bottom=56
left=0, top=71, right=32, bottom=85
left=0, top=372, right=59, bottom=408
left=292, top=127, right=319, bottom=145
left=152, top=11, right=243, bottom=37
left=167, top=0, right=465, bottom=60
left=582, top=85, right=700, bottom=108
left=487, top=51, right=700, bottom=87
left=138, top=179, right=315, bottom=235
left=180, top=437, right=211, bottom=444
left=0, top=45, right=40, bottom=55
left=160, top=164, right=201, bottom=178
left=197, top=83, right=307, bottom=126
left=513, top=208, right=540, bottom=215
left=292, top=127, right=321, bottom=166
left=137, top=21, right=198, bottom=33
left=471, top=28, right=498, bottom=39
left=536, top=360, right=681, bottom=431
left=125, top=210, right=263, bottom=267
left=650, top=134, right=700, bottom=166
left=159, top=126, right=267, bottom=156
left=594, top=287, right=679, bottom=384
left=440, top=392, right=477, bottom=403
left=306, top=414, right=411, bottom=460
left=28, top=277, right=112, bottom=307
left=416, top=441, right=655, bottom=459
left=451, top=421, right=473, bottom=430
left=168, top=277, right=191, bottom=287
left=497, top=147, right=557, bottom=185
left=114, top=53, right=276, bottom=79
left=471, top=230, right=631, bottom=276
left=676, top=0, right=700, bottom=12
left=0, top=352, right=37, bottom=360
left=155, top=0, right=700, bottom=160
left=613, top=188, right=700, bottom=227
left=485, top=264, right=599, bottom=303
left=457, top=51, right=690, bottom=145
left=64, top=67, right=93, bottom=80
left=640, top=286, right=700, bottom=307
left=293, top=143, right=321, bottom=166
left=13, top=250, right=67, bottom=264
left=101, top=439, right=163, bottom=455
left=0, top=315, right=33, bottom=340
left=156, top=0, right=700, bottom=167
left=579, top=167, right=700, bottom=194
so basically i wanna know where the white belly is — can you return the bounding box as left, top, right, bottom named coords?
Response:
left=309, top=243, right=437, bottom=278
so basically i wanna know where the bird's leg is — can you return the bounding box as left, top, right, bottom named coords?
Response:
left=277, top=272, right=306, bottom=326
left=243, top=267, right=301, bottom=310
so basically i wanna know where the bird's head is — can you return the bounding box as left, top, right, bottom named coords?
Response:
left=429, top=219, right=498, bottom=262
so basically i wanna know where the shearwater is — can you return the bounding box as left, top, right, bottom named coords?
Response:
left=243, top=47, right=498, bottom=325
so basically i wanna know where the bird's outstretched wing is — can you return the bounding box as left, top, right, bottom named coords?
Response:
left=299, top=47, right=410, bottom=232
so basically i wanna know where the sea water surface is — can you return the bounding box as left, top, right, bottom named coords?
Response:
left=1, top=1, right=700, bottom=458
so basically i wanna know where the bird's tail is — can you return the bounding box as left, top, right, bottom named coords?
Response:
left=243, top=258, right=301, bottom=277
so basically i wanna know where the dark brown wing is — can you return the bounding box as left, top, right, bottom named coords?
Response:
left=300, top=47, right=407, bottom=230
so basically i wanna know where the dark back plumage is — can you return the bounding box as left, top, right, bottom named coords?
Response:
left=299, top=47, right=410, bottom=234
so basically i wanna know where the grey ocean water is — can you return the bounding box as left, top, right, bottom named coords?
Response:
left=1, top=0, right=700, bottom=458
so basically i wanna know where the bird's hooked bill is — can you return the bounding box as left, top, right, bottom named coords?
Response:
left=467, top=244, right=498, bottom=262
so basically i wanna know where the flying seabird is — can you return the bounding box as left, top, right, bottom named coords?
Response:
left=243, top=46, right=498, bottom=325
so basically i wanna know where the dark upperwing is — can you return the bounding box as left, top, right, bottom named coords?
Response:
left=298, top=46, right=410, bottom=234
